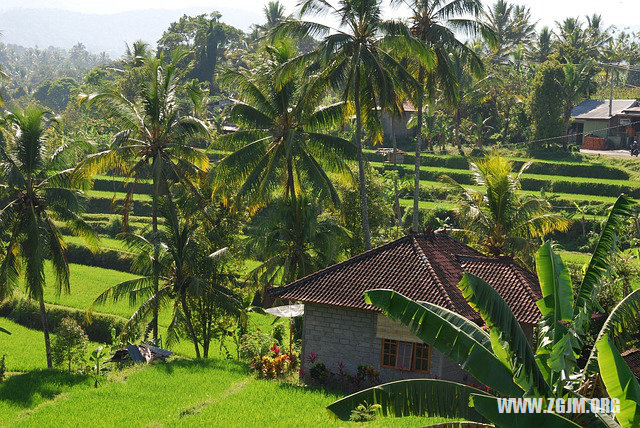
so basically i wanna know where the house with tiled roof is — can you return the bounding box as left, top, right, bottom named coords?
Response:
left=271, top=232, right=542, bottom=383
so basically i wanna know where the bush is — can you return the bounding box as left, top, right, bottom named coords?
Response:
left=238, top=329, right=274, bottom=361
left=251, top=345, right=292, bottom=379
left=0, top=298, right=133, bottom=344
left=104, top=217, right=124, bottom=238
left=52, top=318, right=89, bottom=372
left=350, top=402, right=381, bottom=422
left=309, top=362, right=329, bottom=384
left=272, top=324, right=286, bottom=346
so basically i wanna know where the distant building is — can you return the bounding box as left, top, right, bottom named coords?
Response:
left=571, top=99, right=640, bottom=149
left=379, top=101, right=418, bottom=146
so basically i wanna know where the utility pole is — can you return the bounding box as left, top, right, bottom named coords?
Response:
left=609, top=63, right=614, bottom=118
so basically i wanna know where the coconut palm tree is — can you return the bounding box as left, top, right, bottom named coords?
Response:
left=275, top=0, right=427, bottom=249
left=262, top=1, right=287, bottom=30
left=328, top=195, right=640, bottom=428
left=440, top=154, right=570, bottom=261
left=482, top=0, right=536, bottom=61
left=0, top=107, right=96, bottom=368
left=123, top=40, right=151, bottom=68
left=215, top=40, right=356, bottom=208
left=90, top=195, right=236, bottom=358
left=394, top=0, right=493, bottom=231
left=560, top=62, right=594, bottom=149
left=245, top=195, right=350, bottom=288
left=77, top=52, right=210, bottom=340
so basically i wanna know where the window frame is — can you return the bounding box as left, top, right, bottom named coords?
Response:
left=380, top=338, right=431, bottom=373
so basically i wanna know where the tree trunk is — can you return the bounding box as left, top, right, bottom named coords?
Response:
left=354, top=66, right=371, bottom=250
left=454, top=110, right=463, bottom=156
left=151, top=188, right=159, bottom=342
left=563, top=108, right=572, bottom=151
left=180, top=293, right=201, bottom=359
left=413, top=89, right=424, bottom=232
left=390, top=119, right=401, bottom=234
left=39, top=296, right=52, bottom=368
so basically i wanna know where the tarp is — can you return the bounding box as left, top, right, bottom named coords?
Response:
left=265, top=304, right=304, bottom=318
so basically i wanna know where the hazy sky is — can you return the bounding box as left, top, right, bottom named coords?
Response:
left=1, top=0, right=638, bottom=32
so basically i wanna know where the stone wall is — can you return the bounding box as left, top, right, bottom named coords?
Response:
left=301, top=303, right=453, bottom=382
left=301, top=303, right=538, bottom=385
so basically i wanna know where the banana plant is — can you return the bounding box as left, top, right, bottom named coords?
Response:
left=328, top=195, right=637, bottom=427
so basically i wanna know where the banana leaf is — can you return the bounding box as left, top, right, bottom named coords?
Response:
left=0, top=326, right=10, bottom=335
left=596, top=335, right=640, bottom=428
left=327, top=378, right=488, bottom=422
left=536, top=241, right=574, bottom=321
left=583, top=288, right=640, bottom=377
left=574, top=195, right=634, bottom=315
left=469, top=394, right=581, bottom=428
left=458, top=274, right=550, bottom=396
left=365, top=289, right=523, bottom=397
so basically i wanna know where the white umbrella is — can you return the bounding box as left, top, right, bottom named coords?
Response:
left=264, top=304, right=304, bottom=355
left=265, top=304, right=304, bottom=318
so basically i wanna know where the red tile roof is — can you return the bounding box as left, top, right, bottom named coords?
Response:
left=271, top=233, right=542, bottom=325
left=622, top=349, right=640, bottom=380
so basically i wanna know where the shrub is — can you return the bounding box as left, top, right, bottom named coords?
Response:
left=308, top=362, right=329, bottom=384
left=52, top=318, right=89, bottom=372
left=238, top=329, right=273, bottom=361
left=349, top=402, right=382, bottom=422
left=0, top=298, right=134, bottom=344
left=104, top=217, right=124, bottom=238
left=272, top=324, right=286, bottom=345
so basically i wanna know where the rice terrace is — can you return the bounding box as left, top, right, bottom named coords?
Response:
left=2, top=0, right=640, bottom=427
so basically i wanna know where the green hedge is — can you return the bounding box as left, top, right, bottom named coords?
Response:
left=66, top=243, right=134, bottom=273
left=516, top=161, right=629, bottom=180
left=367, top=152, right=630, bottom=180
left=92, top=178, right=152, bottom=195
left=85, top=196, right=152, bottom=217
left=0, top=298, right=134, bottom=343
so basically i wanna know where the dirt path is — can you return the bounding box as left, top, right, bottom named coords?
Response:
left=580, top=149, right=638, bottom=158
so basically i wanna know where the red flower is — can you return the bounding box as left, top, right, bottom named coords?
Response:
left=271, top=344, right=280, bottom=355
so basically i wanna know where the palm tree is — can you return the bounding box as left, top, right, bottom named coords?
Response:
left=482, top=0, right=535, bottom=61
left=447, top=52, right=495, bottom=155
left=123, top=40, right=151, bottom=68
left=528, top=26, right=553, bottom=62
left=560, top=62, right=594, bottom=149
left=77, top=52, right=210, bottom=340
left=262, top=1, right=287, bottom=30
left=440, top=154, right=570, bottom=261
left=245, top=196, right=350, bottom=288
left=328, top=196, right=640, bottom=428
left=0, top=107, right=96, bottom=368
left=216, top=41, right=356, bottom=208
left=275, top=0, right=426, bottom=249
left=397, top=0, right=493, bottom=231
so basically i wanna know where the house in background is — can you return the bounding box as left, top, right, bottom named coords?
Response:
left=271, top=232, right=542, bottom=383
left=379, top=101, right=418, bottom=146
left=571, top=99, right=640, bottom=149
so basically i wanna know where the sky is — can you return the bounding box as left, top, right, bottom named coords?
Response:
left=1, top=0, right=638, bottom=32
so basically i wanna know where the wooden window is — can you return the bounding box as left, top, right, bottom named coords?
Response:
left=381, top=339, right=430, bottom=373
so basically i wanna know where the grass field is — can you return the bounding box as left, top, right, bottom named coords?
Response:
left=0, top=319, right=102, bottom=373
left=0, top=359, right=448, bottom=428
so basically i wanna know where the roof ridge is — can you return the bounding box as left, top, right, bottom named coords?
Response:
left=271, top=235, right=412, bottom=297
left=410, top=235, right=457, bottom=311
left=509, top=262, right=541, bottom=301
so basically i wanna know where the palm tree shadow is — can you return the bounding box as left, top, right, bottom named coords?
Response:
left=0, top=370, right=90, bottom=408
